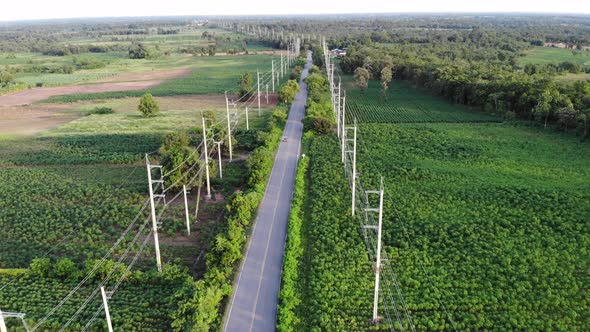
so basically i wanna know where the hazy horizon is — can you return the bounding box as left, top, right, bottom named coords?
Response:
left=1, top=0, right=589, bottom=22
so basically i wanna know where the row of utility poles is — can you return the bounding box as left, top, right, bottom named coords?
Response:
left=322, top=36, right=386, bottom=325
left=0, top=41, right=298, bottom=332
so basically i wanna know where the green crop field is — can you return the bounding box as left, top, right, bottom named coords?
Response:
left=297, top=121, right=590, bottom=330
left=0, top=27, right=276, bottom=91
left=43, top=54, right=279, bottom=102
left=343, top=77, right=501, bottom=123
left=518, top=46, right=590, bottom=66
left=356, top=122, right=590, bottom=330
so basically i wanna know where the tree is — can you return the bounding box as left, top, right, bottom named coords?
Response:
left=128, top=43, right=151, bottom=59
left=208, top=45, right=216, bottom=56
left=312, top=116, right=333, bottom=134
left=278, top=80, right=300, bottom=104
left=238, top=72, right=254, bottom=99
left=380, top=66, right=393, bottom=98
left=30, top=257, right=51, bottom=277
left=55, top=258, right=77, bottom=280
left=138, top=93, right=160, bottom=117
left=354, top=67, right=370, bottom=93
left=0, top=71, right=14, bottom=84
left=159, top=132, right=201, bottom=189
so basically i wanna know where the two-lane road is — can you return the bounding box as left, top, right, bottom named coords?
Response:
left=223, top=51, right=312, bottom=332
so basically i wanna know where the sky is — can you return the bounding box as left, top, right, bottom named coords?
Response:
left=1, top=0, right=589, bottom=22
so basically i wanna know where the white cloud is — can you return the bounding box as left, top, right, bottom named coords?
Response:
left=1, top=0, right=588, bottom=21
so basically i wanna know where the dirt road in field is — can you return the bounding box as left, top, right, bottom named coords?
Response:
left=0, top=68, right=192, bottom=107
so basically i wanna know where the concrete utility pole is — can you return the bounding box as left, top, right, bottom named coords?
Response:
left=215, top=141, right=223, bottom=179
left=245, top=106, right=250, bottom=130
left=100, top=287, right=114, bottom=332
left=0, top=310, right=30, bottom=332
left=344, top=119, right=358, bottom=215
left=224, top=91, right=233, bottom=162
left=257, top=71, right=261, bottom=116
left=271, top=61, right=275, bottom=92
left=266, top=84, right=269, bottom=104
left=145, top=155, right=163, bottom=273
left=368, top=177, right=385, bottom=323
left=0, top=309, right=6, bottom=332
left=280, top=54, right=284, bottom=78
left=337, top=79, right=342, bottom=138
left=183, top=185, right=190, bottom=235
left=201, top=116, right=211, bottom=199
left=341, top=95, right=346, bottom=163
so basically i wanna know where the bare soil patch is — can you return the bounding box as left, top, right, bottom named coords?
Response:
left=0, top=105, right=79, bottom=136
left=0, top=81, right=163, bottom=107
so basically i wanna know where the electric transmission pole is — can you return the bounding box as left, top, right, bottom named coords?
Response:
left=0, top=309, right=6, bottom=332
left=341, top=94, right=346, bottom=163
left=183, top=185, right=190, bottom=235
left=201, top=116, right=211, bottom=199
left=257, top=71, right=261, bottom=116
left=266, top=84, right=269, bottom=104
left=271, top=61, right=275, bottom=92
left=0, top=310, right=30, bottom=332
left=363, top=177, right=385, bottom=323
left=245, top=106, right=249, bottom=130
left=215, top=141, right=223, bottom=179
left=344, top=119, right=358, bottom=215
left=100, top=287, right=114, bottom=332
left=224, top=91, right=233, bottom=162
left=145, top=154, right=163, bottom=273
left=280, top=53, right=284, bottom=78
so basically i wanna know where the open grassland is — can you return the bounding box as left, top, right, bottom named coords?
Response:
left=343, top=77, right=501, bottom=123
left=0, top=27, right=275, bottom=90
left=518, top=46, right=590, bottom=66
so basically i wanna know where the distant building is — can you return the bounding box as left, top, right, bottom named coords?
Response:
left=330, top=48, right=347, bottom=57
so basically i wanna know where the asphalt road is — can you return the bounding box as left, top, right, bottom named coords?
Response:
left=223, top=51, right=312, bottom=332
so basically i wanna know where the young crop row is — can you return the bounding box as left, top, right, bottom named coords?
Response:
left=346, top=95, right=500, bottom=124
left=354, top=122, right=590, bottom=330
left=344, top=79, right=501, bottom=124
left=279, top=135, right=376, bottom=331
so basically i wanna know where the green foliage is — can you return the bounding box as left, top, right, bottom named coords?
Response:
left=284, top=135, right=373, bottom=331
left=128, top=43, right=154, bottom=59
left=277, top=152, right=309, bottom=331
left=354, top=67, right=370, bottom=92
left=87, top=107, right=114, bottom=115
left=238, top=71, right=254, bottom=99
left=29, top=257, right=51, bottom=277
left=346, top=79, right=501, bottom=123
left=271, top=109, right=287, bottom=127
left=278, top=80, right=300, bottom=104
left=159, top=132, right=201, bottom=190
left=303, top=71, right=335, bottom=134
left=353, top=122, right=590, bottom=330
left=0, top=268, right=183, bottom=331
left=138, top=93, right=160, bottom=117
left=54, top=258, right=78, bottom=280
left=170, top=120, right=284, bottom=331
